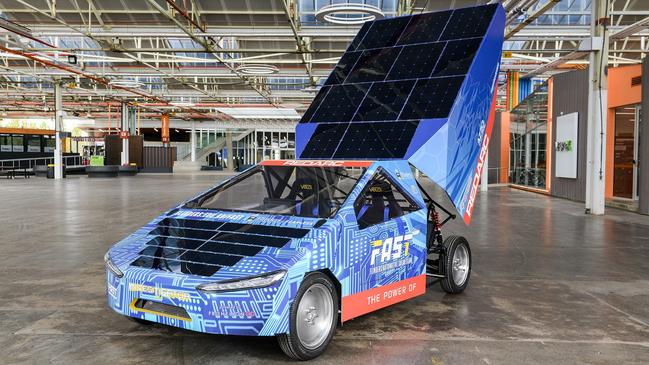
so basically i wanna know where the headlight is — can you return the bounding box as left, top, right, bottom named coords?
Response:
left=104, top=252, right=124, bottom=278
left=196, top=270, right=286, bottom=293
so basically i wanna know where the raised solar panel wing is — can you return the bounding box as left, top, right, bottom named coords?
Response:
left=296, top=4, right=505, bottom=224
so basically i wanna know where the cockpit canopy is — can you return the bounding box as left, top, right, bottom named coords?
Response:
left=186, top=162, right=368, bottom=218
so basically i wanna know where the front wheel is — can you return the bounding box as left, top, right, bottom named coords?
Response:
left=277, top=272, right=338, bottom=360
left=440, top=235, right=471, bottom=294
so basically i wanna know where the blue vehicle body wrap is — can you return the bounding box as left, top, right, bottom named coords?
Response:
left=106, top=3, right=505, bottom=338
left=107, top=160, right=428, bottom=335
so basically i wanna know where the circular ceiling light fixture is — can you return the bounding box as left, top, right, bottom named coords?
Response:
left=108, top=79, right=144, bottom=88
left=315, top=3, right=384, bottom=25
left=235, top=64, right=279, bottom=75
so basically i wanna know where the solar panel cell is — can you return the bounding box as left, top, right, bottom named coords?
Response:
left=333, top=121, right=419, bottom=159
left=439, top=4, right=497, bottom=41
left=130, top=256, right=222, bottom=277
left=300, top=123, right=348, bottom=159
left=218, top=223, right=310, bottom=238
left=325, top=51, right=362, bottom=86
left=348, top=21, right=372, bottom=51
left=353, top=80, right=415, bottom=122
left=396, top=10, right=452, bottom=45
left=145, top=236, right=205, bottom=250
left=158, top=218, right=224, bottom=231
left=399, top=76, right=465, bottom=120
left=356, top=16, right=410, bottom=50
left=180, top=250, right=242, bottom=266
left=200, top=241, right=264, bottom=256
left=211, top=232, right=290, bottom=247
left=299, top=86, right=330, bottom=123
left=387, top=43, right=445, bottom=80
left=139, top=246, right=185, bottom=260
left=431, top=38, right=482, bottom=77
left=151, top=226, right=215, bottom=241
left=310, top=84, right=368, bottom=123
left=344, top=47, right=401, bottom=84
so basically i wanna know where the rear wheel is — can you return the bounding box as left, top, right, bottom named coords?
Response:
left=440, top=235, right=471, bottom=294
left=277, top=272, right=338, bottom=360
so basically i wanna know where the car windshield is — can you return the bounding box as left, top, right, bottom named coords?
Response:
left=187, top=164, right=367, bottom=218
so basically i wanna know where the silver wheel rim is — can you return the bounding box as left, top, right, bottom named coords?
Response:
left=451, top=244, right=470, bottom=286
left=296, top=283, right=333, bottom=350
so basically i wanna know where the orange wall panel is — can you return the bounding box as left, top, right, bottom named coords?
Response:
left=606, top=65, right=642, bottom=198
left=608, top=65, right=642, bottom=109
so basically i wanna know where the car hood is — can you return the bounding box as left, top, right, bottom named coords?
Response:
left=108, top=208, right=331, bottom=282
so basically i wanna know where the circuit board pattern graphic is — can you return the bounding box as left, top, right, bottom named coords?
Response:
left=106, top=160, right=427, bottom=336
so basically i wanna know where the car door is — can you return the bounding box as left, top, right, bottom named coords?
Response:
left=338, top=167, right=427, bottom=321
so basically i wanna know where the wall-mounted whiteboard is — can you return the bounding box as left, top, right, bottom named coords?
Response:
left=555, top=112, right=579, bottom=179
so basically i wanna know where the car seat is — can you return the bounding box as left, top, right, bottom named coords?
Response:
left=290, top=177, right=320, bottom=217
left=356, top=179, right=404, bottom=224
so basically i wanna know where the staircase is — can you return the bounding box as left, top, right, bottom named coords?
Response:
left=176, top=130, right=255, bottom=172
left=195, top=137, right=227, bottom=162
left=179, top=137, right=225, bottom=162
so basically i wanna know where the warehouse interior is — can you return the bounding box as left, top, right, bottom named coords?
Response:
left=1, top=0, right=648, bottom=364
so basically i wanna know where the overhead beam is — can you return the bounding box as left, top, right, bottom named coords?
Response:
left=281, top=0, right=315, bottom=84
left=86, top=0, right=106, bottom=27
left=610, top=16, right=649, bottom=41
left=523, top=50, right=589, bottom=77
left=143, top=0, right=276, bottom=105
left=11, top=0, right=228, bottom=119
left=505, top=0, right=561, bottom=39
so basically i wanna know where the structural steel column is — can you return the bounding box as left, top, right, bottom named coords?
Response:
left=190, top=121, right=196, bottom=162
left=585, top=0, right=609, bottom=215
left=226, top=131, right=234, bottom=172
left=120, top=102, right=129, bottom=165
left=53, top=82, right=63, bottom=179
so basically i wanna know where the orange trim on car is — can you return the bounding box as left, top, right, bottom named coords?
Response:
left=341, top=274, right=426, bottom=322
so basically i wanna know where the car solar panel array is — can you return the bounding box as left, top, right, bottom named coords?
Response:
left=299, top=4, right=497, bottom=159
left=130, top=218, right=309, bottom=277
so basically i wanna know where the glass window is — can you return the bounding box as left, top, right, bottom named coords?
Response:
left=354, top=170, right=421, bottom=229
left=0, top=134, right=11, bottom=152
left=11, top=135, right=24, bottom=152
left=509, top=81, right=548, bottom=189
left=27, top=135, right=42, bottom=152
left=189, top=164, right=366, bottom=218
left=44, top=135, right=56, bottom=153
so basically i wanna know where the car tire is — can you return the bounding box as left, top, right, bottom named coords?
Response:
left=277, top=272, right=338, bottom=360
left=440, top=235, right=471, bottom=294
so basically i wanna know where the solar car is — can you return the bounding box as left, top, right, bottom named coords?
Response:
left=105, top=4, right=504, bottom=360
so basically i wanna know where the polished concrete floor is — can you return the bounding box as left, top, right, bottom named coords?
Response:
left=1, top=174, right=649, bottom=364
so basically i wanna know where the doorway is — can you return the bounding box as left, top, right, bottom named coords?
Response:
left=613, top=105, right=641, bottom=200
